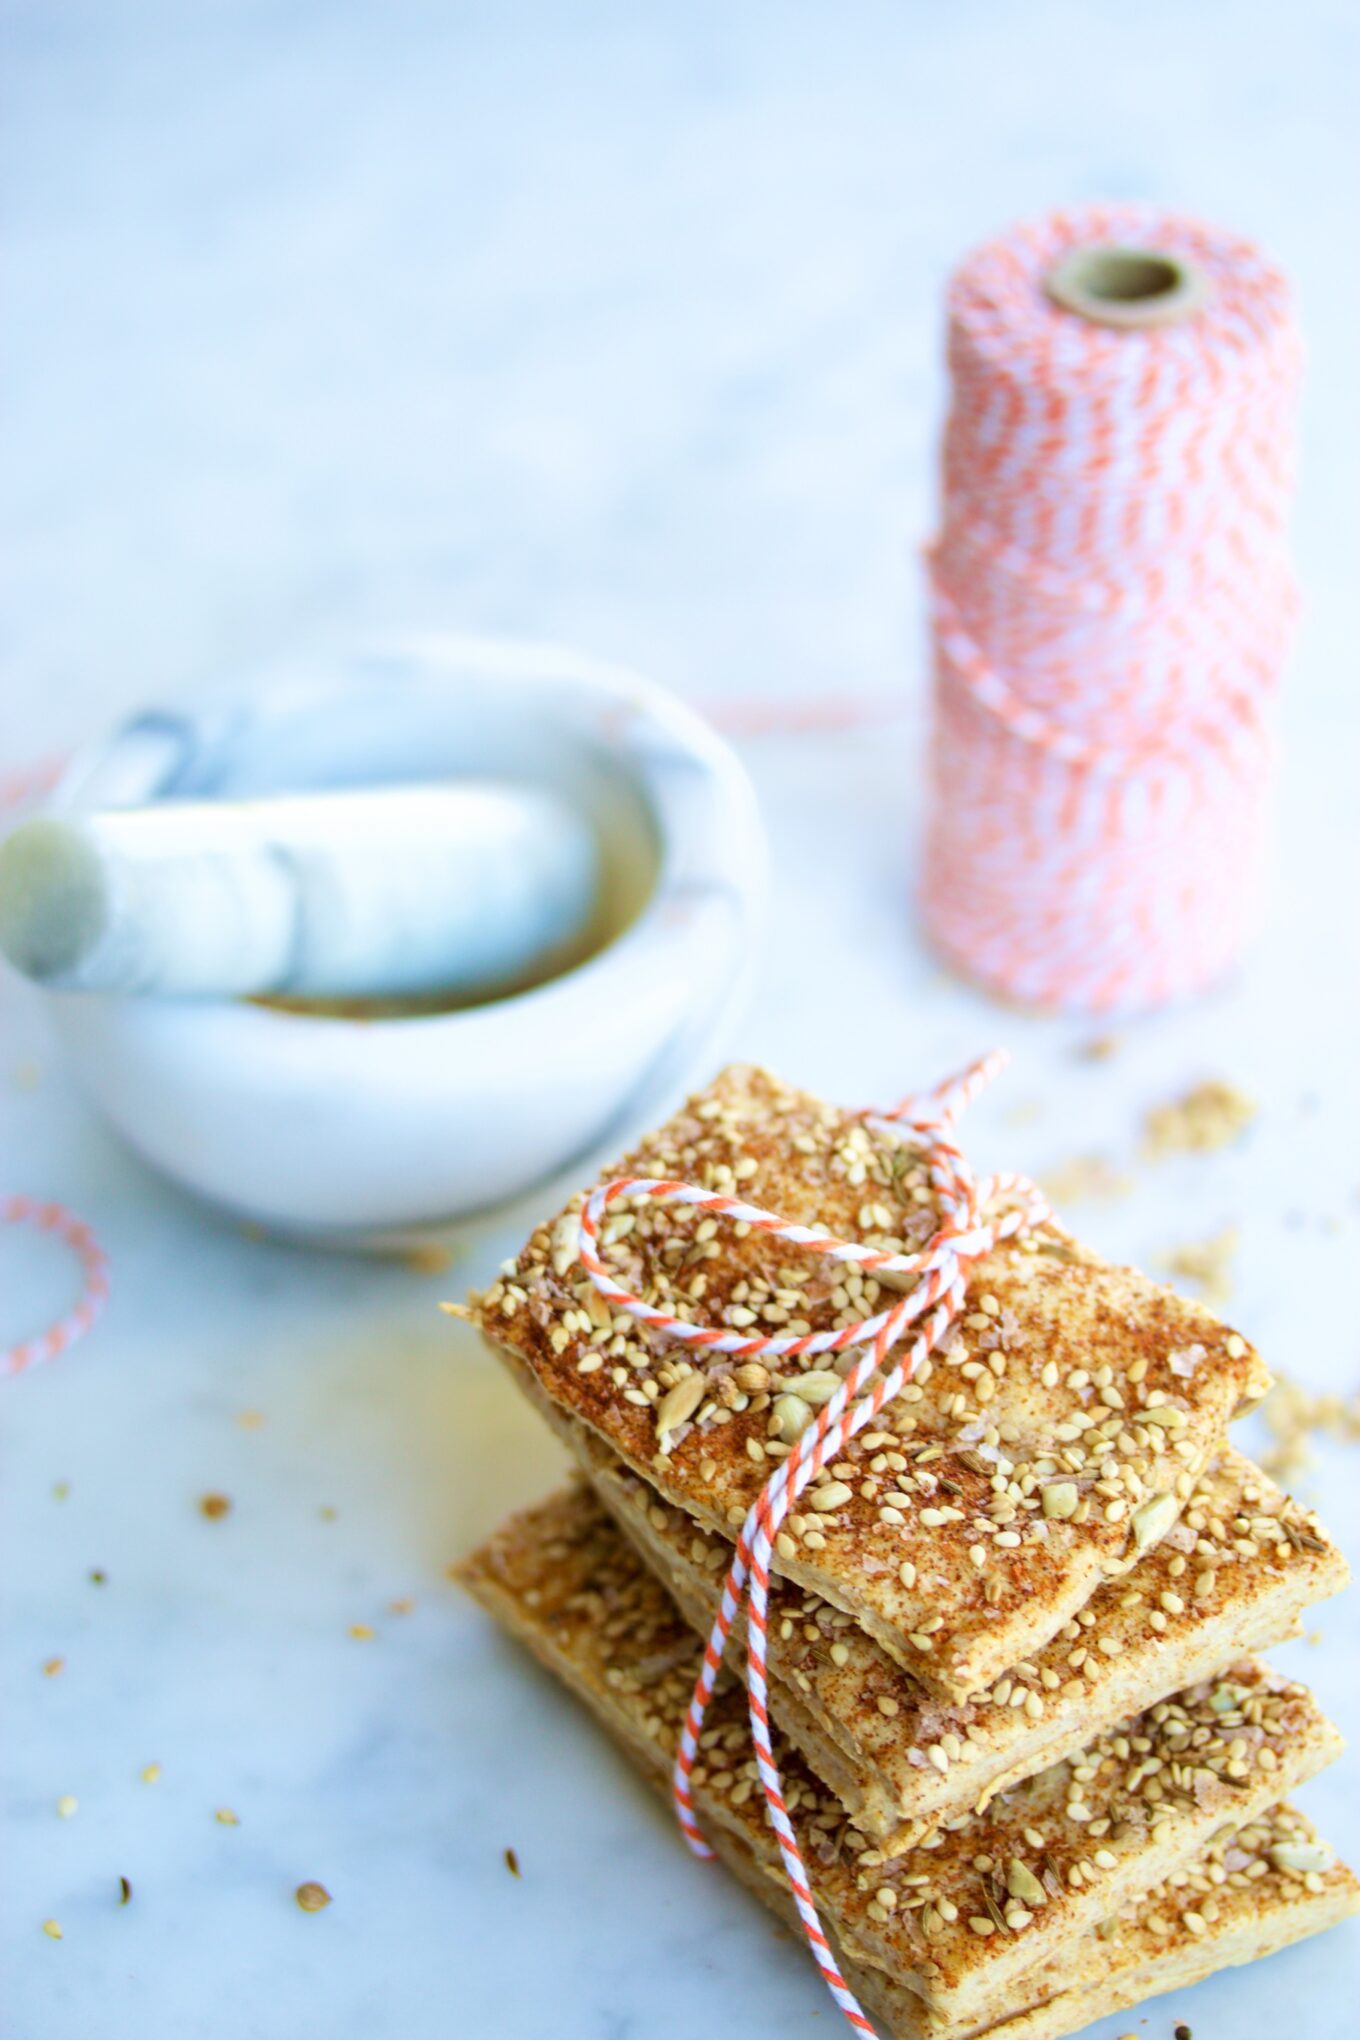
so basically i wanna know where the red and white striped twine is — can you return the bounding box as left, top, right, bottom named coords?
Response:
left=576, top=1051, right=1049, bottom=2036
left=0, top=755, right=110, bottom=1380
left=0, top=1195, right=109, bottom=1379
left=921, top=206, right=1301, bottom=1014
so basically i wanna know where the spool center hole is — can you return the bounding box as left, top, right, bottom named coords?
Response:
left=1079, top=249, right=1183, bottom=304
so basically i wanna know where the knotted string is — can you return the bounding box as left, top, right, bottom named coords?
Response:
left=575, top=1051, right=1050, bottom=2034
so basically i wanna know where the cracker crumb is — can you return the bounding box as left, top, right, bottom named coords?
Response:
left=1258, top=1370, right=1360, bottom=1482
left=1078, top=1036, right=1121, bottom=1061
left=1163, top=1226, right=1239, bottom=1308
left=404, top=1243, right=454, bottom=1276
left=1039, top=1155, right=1132, bottom=1206
left=1002, top=1098, right=1043, bottom=1129
left=1143, top=1080, right=1255, bottom=1156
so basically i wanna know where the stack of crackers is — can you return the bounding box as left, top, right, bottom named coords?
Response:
left=460, top=1067, right=1357, bottom=2038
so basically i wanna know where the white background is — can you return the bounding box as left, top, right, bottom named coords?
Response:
left=2, top=5, right=1357, bottom=2036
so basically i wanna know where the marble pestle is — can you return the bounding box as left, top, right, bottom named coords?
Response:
left=0, top=780, right=600, bottom=1003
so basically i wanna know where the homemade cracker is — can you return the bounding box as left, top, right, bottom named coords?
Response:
left=459, top=1487, right=1343, bottom=2032
left=575, top=1429, right=1347, bottom=1848
left=473, top=1066, right=1271, bottom=1700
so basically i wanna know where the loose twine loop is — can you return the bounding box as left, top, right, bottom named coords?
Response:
left=0, top=762, right=109, bottom=1380
left=0, top=1196, right=109, bottom=1379
left=575, top=1050, right=1051, bottom=2037
left=921, top=205, right=1302, bottom=1014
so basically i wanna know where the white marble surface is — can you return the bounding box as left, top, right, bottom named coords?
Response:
left=2, top=4, right=1358, bottom=2036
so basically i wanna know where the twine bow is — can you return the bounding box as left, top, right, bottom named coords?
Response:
left=576, top=1051, right=1050, bottom=2035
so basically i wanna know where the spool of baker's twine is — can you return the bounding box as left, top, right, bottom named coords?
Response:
left=575, top=1050, right=1052, bottom=2038
left=921, top=206, right=1301, bottom=1012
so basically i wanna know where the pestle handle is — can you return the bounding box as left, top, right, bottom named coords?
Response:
left=0, top=781, right=600, bottom=1002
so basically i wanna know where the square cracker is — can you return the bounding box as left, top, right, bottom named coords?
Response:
left=576, top=1426, right=1348, bottom=1849
left=666, top=1783, right=1359, bottom=2040
left=472, top=1065, right=1271, bottom=1700
left=458, top=1486, right=1344, bottom=2032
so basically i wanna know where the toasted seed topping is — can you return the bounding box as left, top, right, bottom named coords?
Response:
left=1131, top=1492, right=1179, bottom=1554
left=1269, top=1841, right=1335, bottom=1874
left=773, top=1394, right=814, bottom=1444
left=1005, top=1859, right=1045, bottom=1905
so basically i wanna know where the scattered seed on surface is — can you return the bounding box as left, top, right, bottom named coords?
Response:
left=199, top=1493, right=232, bottom=1520
left=117, top=1877, right=132, bottom=1905
left=42, top=1656, right=64, bottom=1677
left=295, top=1881, right=331, bottom=1912
left=215, top=1808, right=240, bottom=1826
left=349, top=1624, right=375, bottom=1641
left=89, top=1569, right=107, bottom=1585
left=504, top=1846, right=520, bottom=1877
left=42, top=1920, right=62, bottom=1940
left=56, top=1795, right=77, bottom=1819
left=140, top=1763, right=162, bottom=1784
